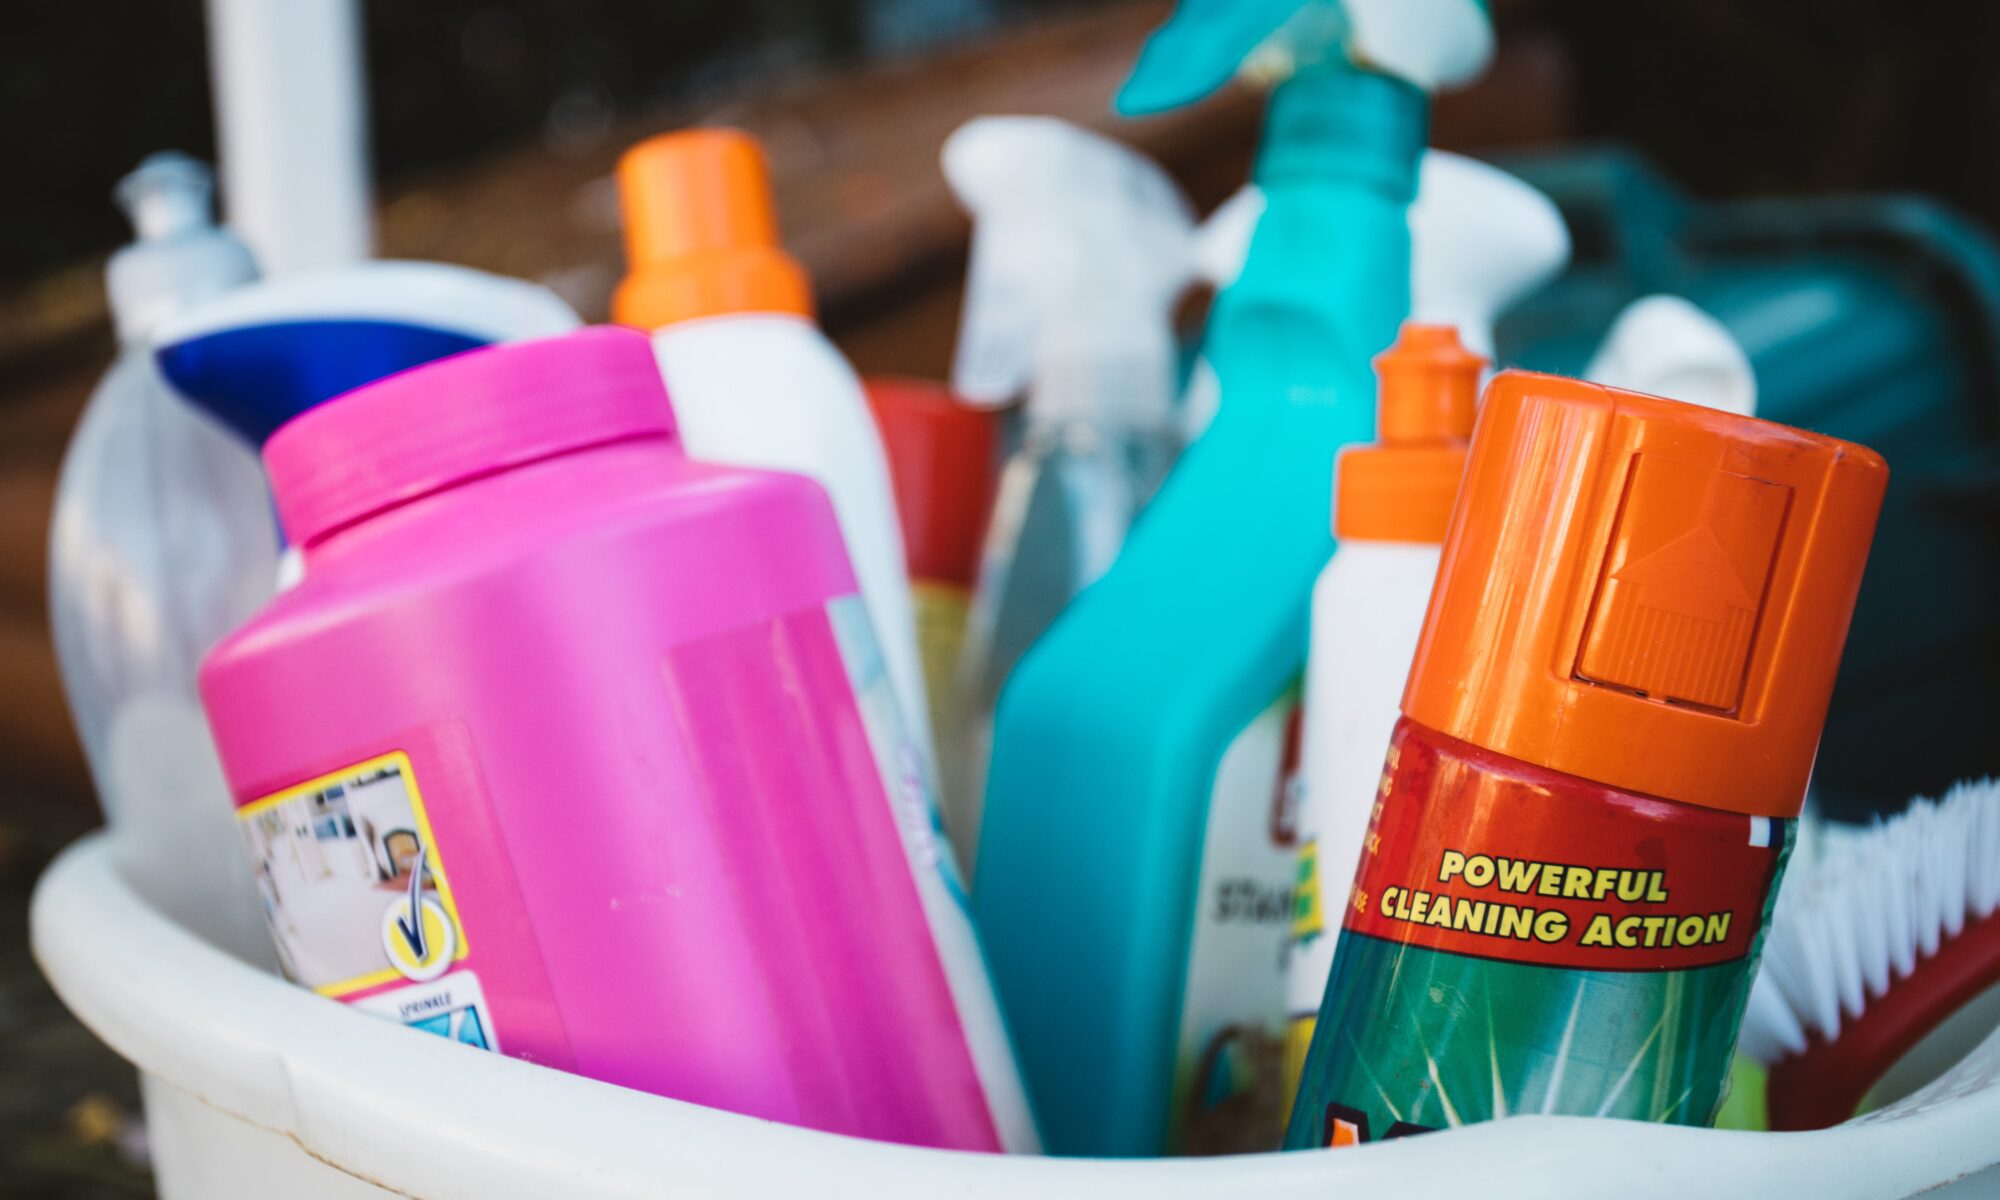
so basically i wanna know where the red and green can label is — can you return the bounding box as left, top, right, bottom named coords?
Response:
left=1284, top=719, right=1792, bottom=1147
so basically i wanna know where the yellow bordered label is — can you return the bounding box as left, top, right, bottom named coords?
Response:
left=236, top=751, right=470, bottom=997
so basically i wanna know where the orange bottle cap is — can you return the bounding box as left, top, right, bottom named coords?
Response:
left=612, top=128, right=814, bottom=329
left=1335, top=323, right=1486, bottom=543
left=1402, top=371, right=1889, bottom=819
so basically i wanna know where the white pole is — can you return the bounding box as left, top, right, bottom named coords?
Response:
left=204, top=0, right=373, bottom=276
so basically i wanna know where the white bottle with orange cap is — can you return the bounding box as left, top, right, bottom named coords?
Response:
left=1282, top=323, right=1486, bottom=1094
left=612, top=128, right=934, bottom=773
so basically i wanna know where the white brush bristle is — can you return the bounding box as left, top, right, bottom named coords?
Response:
left=1739, top=778, right=2000, bottom=1066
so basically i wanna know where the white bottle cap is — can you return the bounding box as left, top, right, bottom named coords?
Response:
left=106, top=153, right=260, bottom=344
left=943, top=116, right=1195, bottom=428
left=1345, top=0, right=1494, bottom=92
left=1585, top=294, right=1758, bottom=417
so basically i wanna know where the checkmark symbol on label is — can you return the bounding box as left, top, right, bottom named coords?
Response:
left=398, top=843, right=430, bottom=960
left=395, top=911, right=426, bottom=959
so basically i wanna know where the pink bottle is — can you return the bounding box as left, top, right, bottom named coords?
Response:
left=199, top=327, right=1036, bottom=1152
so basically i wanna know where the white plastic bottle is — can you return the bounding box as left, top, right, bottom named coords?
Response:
left=1281, top=323, right=1485, bottom=1091
left=939, top=116, right=1196, bottom=868
left=46, top=153, right=273, bottom=953
left=612, top=128, right=934, bottom=776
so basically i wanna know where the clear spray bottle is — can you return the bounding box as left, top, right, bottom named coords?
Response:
left=939, top=116, right=1196, bottom=871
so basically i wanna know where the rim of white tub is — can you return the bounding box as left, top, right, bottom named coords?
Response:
left=32, top=832, right=2000, bottom=1199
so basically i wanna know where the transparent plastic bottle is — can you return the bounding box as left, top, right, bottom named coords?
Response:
left=939, top=116, right=1195, bottom=871
left=47, top=154, right=276, bottom=948
left=948, top=347, right=1185, bottom=869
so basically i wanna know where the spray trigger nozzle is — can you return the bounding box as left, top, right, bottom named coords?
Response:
left=943, top=116, right=1196, bottom=422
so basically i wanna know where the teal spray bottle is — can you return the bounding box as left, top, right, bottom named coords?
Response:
left=971, top=0, right=1486, bottom=1158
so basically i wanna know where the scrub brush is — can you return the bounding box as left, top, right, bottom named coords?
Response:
left=1738, top=778, right=2000, bottom=1130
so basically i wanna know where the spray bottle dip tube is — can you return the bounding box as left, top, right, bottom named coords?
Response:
left=1285, top=371, right=1887, bottom=1146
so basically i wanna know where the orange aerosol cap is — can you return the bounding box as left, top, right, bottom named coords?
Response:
left=1402, top=371, right=1889, bottom=819
left=1335, top=323, right=1486, bottom=543
left=612, top=127, right=814, bottom=329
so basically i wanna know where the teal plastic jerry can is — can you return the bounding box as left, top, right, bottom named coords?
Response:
left=1494, top=149, right=2000, bottom=821
left=971, top=63, right=1424, bottom=1158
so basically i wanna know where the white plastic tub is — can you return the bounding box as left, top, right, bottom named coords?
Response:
left=32, top=830, right=2000, bottom=1199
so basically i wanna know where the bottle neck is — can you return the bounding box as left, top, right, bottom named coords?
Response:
left=1253, top=63, right=1427, bottom=203
left=107, top=235, right=258, bottom=346
left=1204, top=65, right=1421, bottom=381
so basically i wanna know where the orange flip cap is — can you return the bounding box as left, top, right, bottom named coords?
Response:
left=1403, top=371, right=1889, bottom=819
left=1335, top=323, right=1486, bottom=543
left=612, top=127, right=814, bottom=329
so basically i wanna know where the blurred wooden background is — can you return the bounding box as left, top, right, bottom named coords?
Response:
left=0, top=0, right=1570, bottom=801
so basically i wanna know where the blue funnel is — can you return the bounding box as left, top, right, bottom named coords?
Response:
left=155, top=261, right=581, bottom=446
